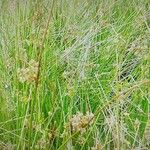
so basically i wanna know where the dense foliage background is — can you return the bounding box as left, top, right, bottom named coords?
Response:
left=0, top=0, right=150, bottom=149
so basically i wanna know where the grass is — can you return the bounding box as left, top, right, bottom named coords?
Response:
left=0, top=0, right=150, bottom=149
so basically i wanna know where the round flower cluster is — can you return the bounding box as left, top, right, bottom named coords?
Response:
left=70, top=111, right=94, bottom=134
left=17, top=59, right=39, bottom=83
left=91, top=143, right=102, bottom=150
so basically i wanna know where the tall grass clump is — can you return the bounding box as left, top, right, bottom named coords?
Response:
left=0, top=0, right=150, bottom=149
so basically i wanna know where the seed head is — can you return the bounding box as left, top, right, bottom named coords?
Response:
left=17, top=59, right=39, bottom=83
left=70, top=111, right=94, bottom=134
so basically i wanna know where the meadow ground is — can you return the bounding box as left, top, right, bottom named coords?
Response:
left=0, top=0, right=150, bottom=149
